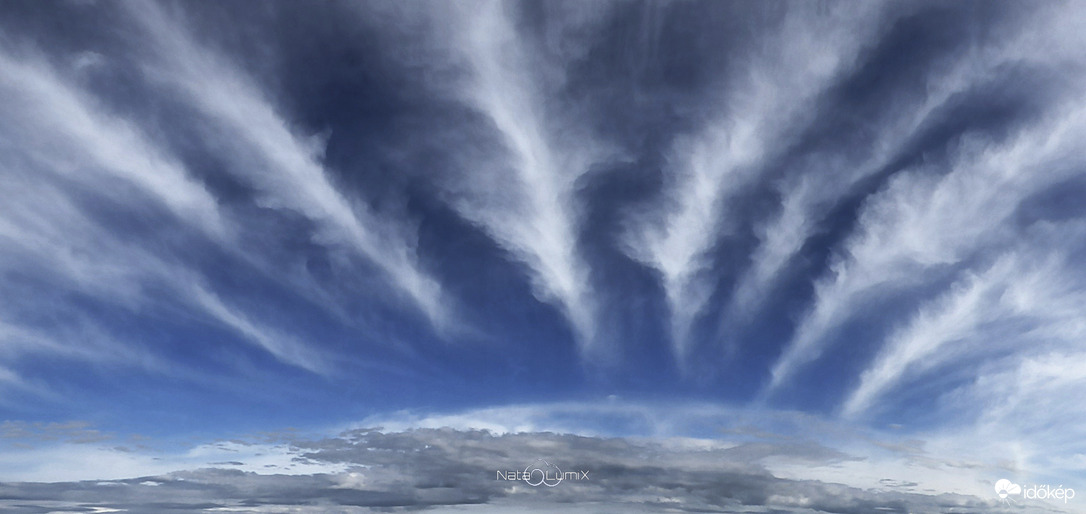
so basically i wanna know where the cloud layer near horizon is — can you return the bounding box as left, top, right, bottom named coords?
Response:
left=0, top=425, right=1035, bottom=514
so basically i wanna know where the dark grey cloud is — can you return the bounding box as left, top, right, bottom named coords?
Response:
left=0, top=429, right=1028, bottom=513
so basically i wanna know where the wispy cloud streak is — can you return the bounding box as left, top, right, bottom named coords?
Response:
left=0, top=49, right=224, bottom=238
left=127, top=2, right=450, bottom=330
left=768, top=7, right=1086, bottom=392
left=724, top=35, right=1013, bottom=331
left=434, top=1, right=607, bottom=353
left=842, top=237, right=1086, bottom=418
left=0, top=150, right=326, bottom=374
left=0, top=41, right=334, bottom=378
left=625, top=4, right=882, bottom=364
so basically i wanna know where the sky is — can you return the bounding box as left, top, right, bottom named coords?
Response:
left=1, top=0, right=1085, bottom=511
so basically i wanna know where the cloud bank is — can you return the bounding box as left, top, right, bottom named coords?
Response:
left=0, top=424, right=1036, bottom=513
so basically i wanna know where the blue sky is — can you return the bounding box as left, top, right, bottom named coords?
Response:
left=1, top=0, right=1086, bottom=511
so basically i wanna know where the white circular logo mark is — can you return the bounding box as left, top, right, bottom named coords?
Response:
left=995, top=478, right=1022, bottom=503
left=524, top=458, right=563, bottom=487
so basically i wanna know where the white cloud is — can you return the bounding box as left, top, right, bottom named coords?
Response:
left=126, top=2, right=451, bottom=331
left=420, top=1, right=609, bottom=354
left=355, top=399, right=858, bottom=444
left=768, top=87, right=1086, bottom=392
left=0, top=46, right=327, bottom=378
left=0, top=440, right=345, bottom=483
left=189, top=283, right=329, bottom=374
left=0, top=47, right=225, bottom=238
left=841, top=257, right=1005, bottom=419
left=623, top=3, right=883, bottom=364
left=842, top=237, right=1086, bottom=419
left=721, top=13, right=1033, bottom=332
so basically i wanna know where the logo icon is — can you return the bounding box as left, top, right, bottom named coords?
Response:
left=995, top=478, right=1022, bottom=504
left=524, top=458, right=563, bottom=487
